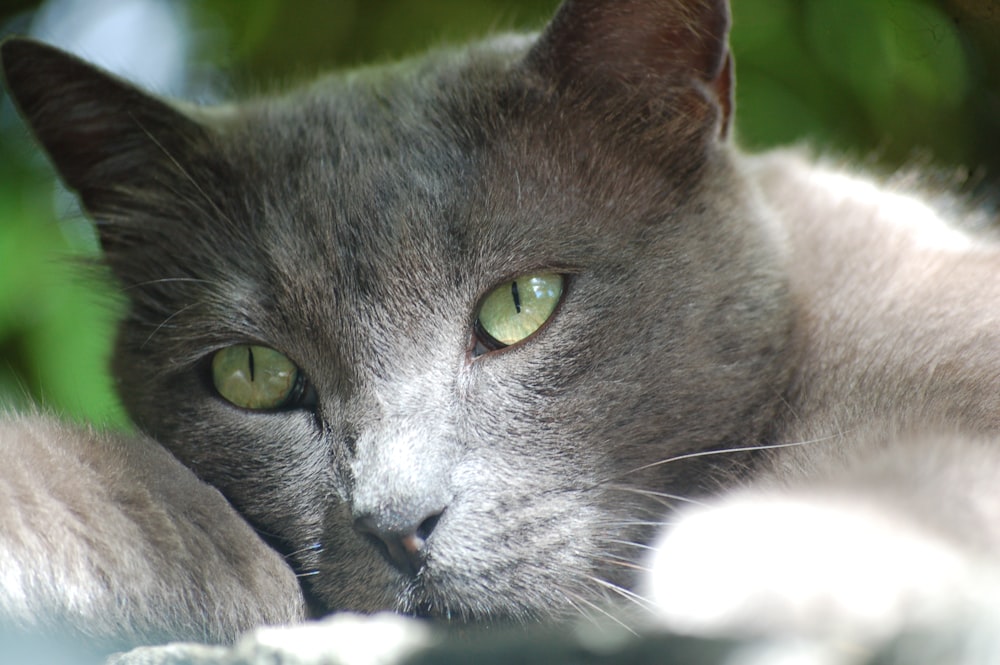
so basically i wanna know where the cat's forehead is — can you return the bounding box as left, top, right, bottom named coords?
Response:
left=206, top=35, right=688, bottom=267
left=225, top=41, right=522, bottom=178
left=205, top=42, right=599, bottom=284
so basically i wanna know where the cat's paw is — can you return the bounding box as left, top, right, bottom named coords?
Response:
left=0, top=417, right=306, bottom=648
left=644, top=494, right=998, bottom=640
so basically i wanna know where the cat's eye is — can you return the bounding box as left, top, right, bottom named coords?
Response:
left=474, top=273, right=564, bottom=355
left=212, top=345, right=305, bottom=410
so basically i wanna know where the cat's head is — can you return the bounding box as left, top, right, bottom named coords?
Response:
left=1, top=0, right=792, bottom=621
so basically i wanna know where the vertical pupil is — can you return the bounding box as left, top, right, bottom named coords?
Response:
left=511, top=280, right=522, bottom=314
left=247, top=346, right=255, bottom=381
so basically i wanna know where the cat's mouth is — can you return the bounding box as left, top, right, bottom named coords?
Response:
left=396, top=576, right=502, bottom=624
left=407, top=599, right=448, bottom=621
left=395, top=574, right=545, bottom=625
left=397, top=578, right=458, bottom=621
left=402, top=599, right=511, bottom=624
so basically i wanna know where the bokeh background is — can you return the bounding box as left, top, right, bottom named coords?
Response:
left=0, top=0, right=998, bottom=428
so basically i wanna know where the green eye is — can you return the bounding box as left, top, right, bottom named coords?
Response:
left=475, top=273, right=564, bottom=351
left=212, top=345, right=301, bottom=410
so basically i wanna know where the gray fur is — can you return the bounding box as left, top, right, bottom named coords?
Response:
left=0, top=415, right=305, bottom=652
left=0, top=0, right=999, bottom=656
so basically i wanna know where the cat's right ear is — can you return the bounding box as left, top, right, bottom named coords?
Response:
left=525, top=0, right=733, bottom=139
left=0, top=37, right=206, bottom=219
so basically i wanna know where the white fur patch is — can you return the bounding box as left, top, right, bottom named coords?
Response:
left=807, top=168, right=974, bottom=252
left=645, top=495, right=994, bottom=640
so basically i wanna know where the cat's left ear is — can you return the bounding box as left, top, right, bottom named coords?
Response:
left=525, top=0, right=733, bottom=139
left=0, top=37, right=208, bottom=220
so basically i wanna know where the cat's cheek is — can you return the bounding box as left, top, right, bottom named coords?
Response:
left=642, top=496, right=996, bottom=641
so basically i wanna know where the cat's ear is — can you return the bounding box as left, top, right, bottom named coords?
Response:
left=0, top=37, right=207, bottom=217
left=525, top=0, right=733, bottom=138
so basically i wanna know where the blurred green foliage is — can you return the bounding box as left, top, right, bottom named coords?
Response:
left=0, top=0, right=998, bottom=427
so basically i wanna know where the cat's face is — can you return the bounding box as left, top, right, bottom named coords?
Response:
left=2, top=0, right=792, bottom=620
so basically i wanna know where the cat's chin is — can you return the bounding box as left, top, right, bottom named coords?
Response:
left=395, top=583, right=451, bottom=621
left=393, top=580, right=541, bottom=625
left=304, top=562, right=517, bottom=624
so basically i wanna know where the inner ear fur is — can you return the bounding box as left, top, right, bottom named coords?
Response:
left=525, top=0, right=733, bottom=137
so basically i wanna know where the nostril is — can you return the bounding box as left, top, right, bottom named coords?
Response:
left=416, top=511, right=442, bottom=542
left=353, top=508, right=445, bottom=577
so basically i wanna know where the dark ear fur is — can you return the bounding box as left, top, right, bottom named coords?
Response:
left=525, top=0, right=733, bottom=137
left=0, top=37, right=206, bottom=216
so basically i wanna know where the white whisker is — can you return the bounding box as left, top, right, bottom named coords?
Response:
left=596, top=556, right=651, bottom=573
left=555, top=589, right=601, bottom=627
left=604, top=484, right=709, bottom=507
left=604, top=538, right=657, bottom=552
left=141, top=303, right=200, bottom=348
left=285, top=542, right=324, bottom=559
left=566, top=590, right=638, bottom=635
left=623, top=435, right=842, bottom=477
left=600, top=520, right=670, bottom=528
left=588, top=575, right=656, bottom=613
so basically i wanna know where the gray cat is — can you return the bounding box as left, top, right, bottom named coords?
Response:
left=1, top=0, right=999, bottom=659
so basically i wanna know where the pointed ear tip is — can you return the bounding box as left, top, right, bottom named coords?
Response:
left=1, top=37, right=51, bottom=82
left=1, top=36, right=36, bottom=63
left=1, top=37, right=77, bottom=72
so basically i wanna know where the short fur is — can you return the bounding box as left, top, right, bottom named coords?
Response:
left=1, top=0, right=999, bottom=655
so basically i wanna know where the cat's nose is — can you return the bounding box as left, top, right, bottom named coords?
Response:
left=354, top=509, right=444, bottom=577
